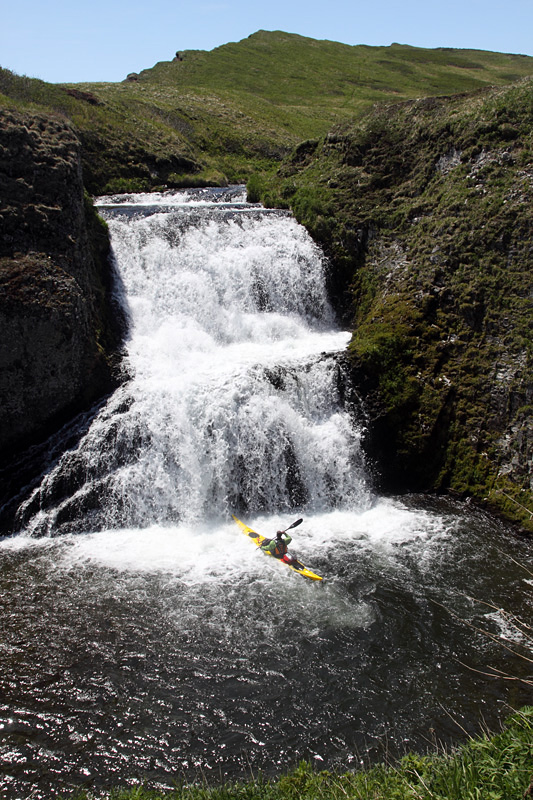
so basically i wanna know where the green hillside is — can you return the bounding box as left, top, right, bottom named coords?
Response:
left=139, top=30, right=533, bottom=108
left=259, top=79, right=533, bottom=529
left=2, top=30, right=533, bottom=192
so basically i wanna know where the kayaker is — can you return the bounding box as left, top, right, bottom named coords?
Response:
left=261, top=530, right=293, bottom=562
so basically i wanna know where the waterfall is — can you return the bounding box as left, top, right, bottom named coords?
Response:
left=17, top=188, right=369, bottom=536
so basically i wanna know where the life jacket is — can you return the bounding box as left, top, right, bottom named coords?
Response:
left=273, top=537, right=288, bottom=558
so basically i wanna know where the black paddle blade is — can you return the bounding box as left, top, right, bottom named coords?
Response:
left=285, top=518, right=303, bottom=531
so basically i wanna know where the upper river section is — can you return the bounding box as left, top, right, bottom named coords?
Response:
left=1, top=187, right=532, bottom=799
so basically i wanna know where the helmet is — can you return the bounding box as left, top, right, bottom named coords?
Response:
left=276, top=531, right=284, bottom=539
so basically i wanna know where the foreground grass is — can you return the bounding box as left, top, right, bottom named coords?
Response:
left=67, top=707, right=533, bottom=800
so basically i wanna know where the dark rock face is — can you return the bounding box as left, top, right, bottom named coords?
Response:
left=0, top=109, right=124, bottom=464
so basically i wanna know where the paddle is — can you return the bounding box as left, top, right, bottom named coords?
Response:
left=283, top=517, right=303, bottom=533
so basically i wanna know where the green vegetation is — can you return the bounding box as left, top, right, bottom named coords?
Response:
left=64, top=708, right=533, bottom=800
left=3, top=31, right=533, bottom=192
left=259, top=80, right=533, bottom=529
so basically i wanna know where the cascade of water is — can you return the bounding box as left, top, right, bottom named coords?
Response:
left=16, top=189, right=369, bottom=536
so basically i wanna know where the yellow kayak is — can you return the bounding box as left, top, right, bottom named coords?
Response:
left=232, top=515, right=324, bottom=581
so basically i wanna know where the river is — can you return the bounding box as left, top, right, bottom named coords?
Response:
left=0, top=187, right=531, bottom=799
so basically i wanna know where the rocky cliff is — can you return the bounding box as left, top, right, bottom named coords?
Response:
left=263, top=80, right=533, bottom=531
left=0, top=109, right=124, bottom=469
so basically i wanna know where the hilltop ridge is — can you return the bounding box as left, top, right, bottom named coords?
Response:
left=2, top=30, right=533, bottom=192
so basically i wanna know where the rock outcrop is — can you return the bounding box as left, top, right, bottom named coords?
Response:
left=0, top=109, right=124, bottom=467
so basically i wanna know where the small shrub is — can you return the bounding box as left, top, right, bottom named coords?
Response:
left=102, top=177, right=151, bottom=194
left=246, top=172, right=264, bottom=203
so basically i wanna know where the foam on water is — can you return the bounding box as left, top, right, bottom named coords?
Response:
left=15, top=502, right=444, bottom=577
left=95, top=185, right=249, bottom=207
left=3, top=498, right=446, bottom=582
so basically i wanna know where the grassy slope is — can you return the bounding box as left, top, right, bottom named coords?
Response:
left=3, top=31, right=533, bottom=192
left=140, top=30, right=533, bottom=108
left=262, top=80, right=533, bottom=529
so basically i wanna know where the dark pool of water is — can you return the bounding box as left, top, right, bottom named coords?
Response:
left=1, top=498, right=532, bottom=798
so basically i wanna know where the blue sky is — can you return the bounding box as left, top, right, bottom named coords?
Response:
left=2, top=0, right=533, bottom=84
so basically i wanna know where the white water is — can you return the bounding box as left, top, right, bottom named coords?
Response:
left=17, top=188, right=370, bottom=536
